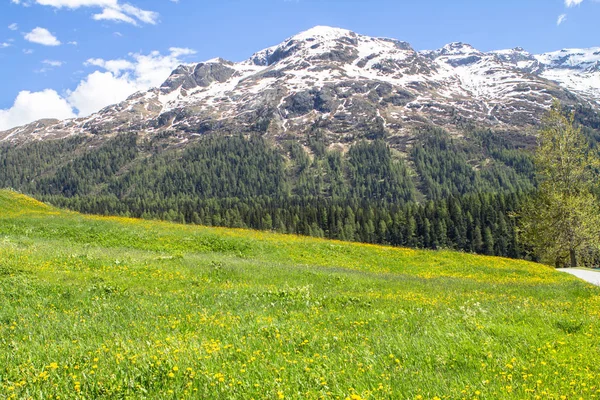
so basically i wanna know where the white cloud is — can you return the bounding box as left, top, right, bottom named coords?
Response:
left=35, top=0, right=117, bottom=6
left=1, top=42, right=11, bottom=48
left=92, top=7, right=137, bottom=25
left=118, top=4, right=158, bottom=24
left=91, top=4, right=158, bottom=25
left=14, top=0, right=158, bottom=26
left=169, top=47, right=196, bottom=58
left=0, top=90, right=76, bottom=131
left=84, top=58, right=134, bottom=74
left=67, top=71, right=138, bottom=115
left=557, top=14, right=568, bottom=25
left=24, top=27, right=61, bottom=46
left=43, top=59, right=64, bottom=67
left=565, top=0, right=584, bottom=6
left=8, top=23, right=18, bottom=31
left=0, top=47, right=196, bottom=131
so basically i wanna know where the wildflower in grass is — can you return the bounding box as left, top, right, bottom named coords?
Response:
left=3, top=190, right=600, bottom=399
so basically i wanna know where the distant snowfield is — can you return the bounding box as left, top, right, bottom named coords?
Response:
left=558, top=268, right=600, bottom=286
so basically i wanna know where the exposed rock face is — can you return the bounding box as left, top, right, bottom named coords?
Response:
left=1, top=26, right=598, bottom=146
left=161, top=60, right=237, bottom=92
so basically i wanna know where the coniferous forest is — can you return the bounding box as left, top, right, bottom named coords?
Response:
left=1, top=106, right=599, bottom=261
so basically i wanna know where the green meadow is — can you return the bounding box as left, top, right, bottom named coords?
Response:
left=1, top=189, right=599, bottom=399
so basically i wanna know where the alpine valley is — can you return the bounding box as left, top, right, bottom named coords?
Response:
left=1, top=26, right=600, bottom=258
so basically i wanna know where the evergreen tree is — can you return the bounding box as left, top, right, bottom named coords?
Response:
left=483, top=227, right=495, bottom=256
left=472, top=226, right=484, bottom=254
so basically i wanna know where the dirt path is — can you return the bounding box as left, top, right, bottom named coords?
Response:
left=557, top=268, right=600, bottom=286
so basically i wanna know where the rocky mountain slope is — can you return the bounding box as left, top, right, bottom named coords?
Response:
left=1, top=26, right=598, bottom=146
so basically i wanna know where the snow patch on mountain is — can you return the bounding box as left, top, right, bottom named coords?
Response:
left=494, top=47, right=600, bottom=99
left=535, top=48, right=600, bottom=71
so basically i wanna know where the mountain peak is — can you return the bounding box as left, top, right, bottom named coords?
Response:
left=247, top=26, right=360, bottom=67
left=439, top=42, right=481, bottom=56
left=289, top=26, right=356, bottom=41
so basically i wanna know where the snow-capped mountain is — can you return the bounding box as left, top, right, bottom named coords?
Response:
left=1, top=26, right=598, bottom=145
left=493, top=47, right=600, bottom=99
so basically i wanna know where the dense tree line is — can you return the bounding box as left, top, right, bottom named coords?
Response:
left=43, top=191, right=526, bottom=258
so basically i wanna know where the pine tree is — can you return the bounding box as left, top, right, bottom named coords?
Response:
left=483, top=227, right=495, bottom=255
left=473, top=226, right=484, bottom=254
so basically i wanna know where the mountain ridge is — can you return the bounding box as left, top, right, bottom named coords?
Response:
left=1, top=26, right=598, bottom=145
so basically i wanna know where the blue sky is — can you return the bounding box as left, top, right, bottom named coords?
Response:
left=0, top=0, right=597, bottom=130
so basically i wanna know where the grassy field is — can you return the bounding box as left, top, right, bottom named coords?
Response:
left=1, top=190, right=600, bottom=399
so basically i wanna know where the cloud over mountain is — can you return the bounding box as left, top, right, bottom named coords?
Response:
left=0, top=47, right=195, bottom=130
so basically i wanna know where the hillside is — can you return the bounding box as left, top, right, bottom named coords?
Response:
left=0, top=128, right=539, bottom=259
left=1, top=190, right=600, bottom=399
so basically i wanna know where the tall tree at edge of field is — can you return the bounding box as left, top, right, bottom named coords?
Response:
left=521, top=100, right=600, bottom=268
